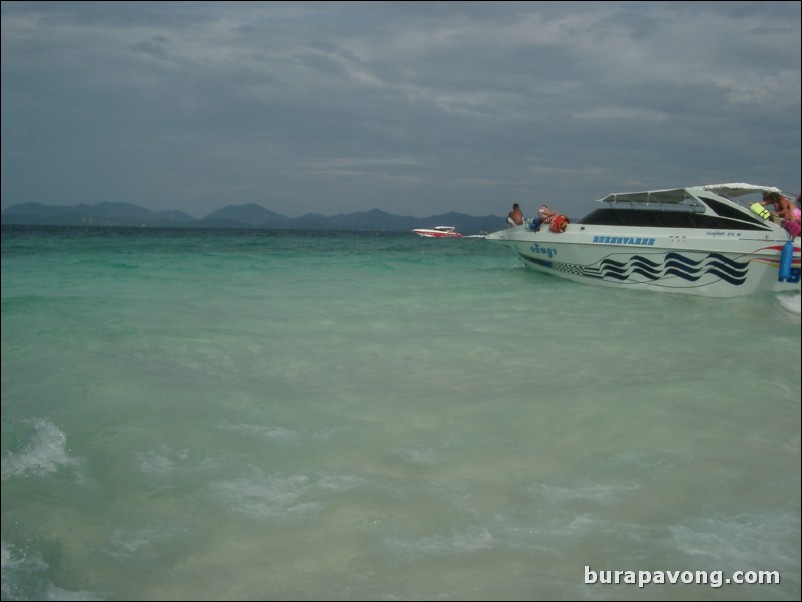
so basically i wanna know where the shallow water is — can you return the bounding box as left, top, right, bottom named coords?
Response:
left=2, top=226, right=800, bottom=600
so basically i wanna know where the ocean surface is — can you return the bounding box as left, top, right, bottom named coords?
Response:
left=1, top=226, right=800, bottom=601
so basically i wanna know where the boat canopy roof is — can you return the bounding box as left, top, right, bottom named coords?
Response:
left=597, top=183, right=781, bottom=206
left=701, top=183, right=782, bottom=197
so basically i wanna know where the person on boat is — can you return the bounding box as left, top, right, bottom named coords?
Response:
left=787, top=194, right=801, bottom=223
left=507, top=203, right=525, bottom=226
left=760, top=191, right=796, bottom=222
left=538, top=204, right=558, bottom=224
left=785, top=195, right=802, bottom=236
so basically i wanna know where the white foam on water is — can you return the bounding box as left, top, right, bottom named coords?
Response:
left=1, top=541, right=48, bottom=574
left=209, top=469, right=367, bottom=520
left=392, top=527, right=496, bottom=556
left=669, top=512, right=801, bottom=568
left=215, top=420, right=299, bottom=441
left=2, top=542, right=104, bottom=601
left=1, top=542, right=48, bottom=601
left=135, top=444, right=216, bottom=476
left=777, top=291, right=801, bottom=315
left=45, top=583, right=107, bottom=601
left=527, top=481, right=642, bottom=505
left=390, top=446, right=442, bottom=466
left=1, top=419, right=78, bottom=481
left=104, top=526, right=186, bottom=562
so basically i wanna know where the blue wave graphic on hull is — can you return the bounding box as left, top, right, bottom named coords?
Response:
left=592, top=253, right=748, bottom=284
left=524, top=252, right=750, bottom=286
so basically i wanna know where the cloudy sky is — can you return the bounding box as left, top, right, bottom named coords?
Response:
left=2, top=1, right=800, bottom=219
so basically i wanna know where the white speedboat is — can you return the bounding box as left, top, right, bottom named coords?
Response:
left=413, top=226, right=462, bottom=238
left=486, top=183, right=800, bottom=297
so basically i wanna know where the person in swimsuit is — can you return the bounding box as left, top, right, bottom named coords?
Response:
left=507, top=203, right=525, bottom=226
left=785, top=194, right=801, bottom=223
left=761, top=191, right=796, bottom=221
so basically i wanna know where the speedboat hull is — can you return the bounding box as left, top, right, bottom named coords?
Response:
left=488, top=226, right=799, bottom=296
left=487, top=185, right=800, bottom=297
left=413, top=227, right=462, bottom=238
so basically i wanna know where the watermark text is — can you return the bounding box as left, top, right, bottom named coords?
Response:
left=584, top=565, right=780, bottom=589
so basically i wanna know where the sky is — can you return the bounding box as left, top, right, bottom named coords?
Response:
left=1, top=1, right=800, bottom=219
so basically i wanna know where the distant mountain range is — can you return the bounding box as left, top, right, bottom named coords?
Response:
left=1, top=201, right=506, bottom=234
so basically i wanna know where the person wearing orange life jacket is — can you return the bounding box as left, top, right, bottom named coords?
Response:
left=538, top=203, right=571, bottom=232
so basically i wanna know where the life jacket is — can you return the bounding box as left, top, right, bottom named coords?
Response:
left=549, top=214, right=570, bottom=233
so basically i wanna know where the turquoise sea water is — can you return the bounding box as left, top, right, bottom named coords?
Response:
left=2, top=226, right=800, bottom=601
